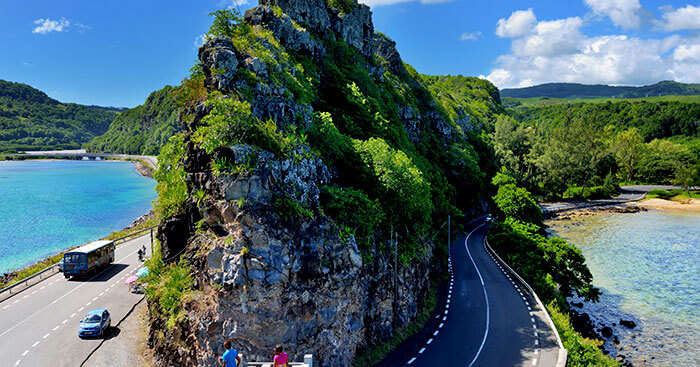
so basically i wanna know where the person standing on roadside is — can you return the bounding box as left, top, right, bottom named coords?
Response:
left=273, top=344, right=288, bottom=367
left=222, top=339, right=241, bottom=367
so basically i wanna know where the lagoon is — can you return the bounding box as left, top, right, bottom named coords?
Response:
left=0, top=160, right=156, bottom=274
left=548, top=210, right=700, bottom=366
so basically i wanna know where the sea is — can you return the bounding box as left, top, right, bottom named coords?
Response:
left=0, top=160, right=156, bottom=274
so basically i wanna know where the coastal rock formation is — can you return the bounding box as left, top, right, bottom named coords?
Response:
left=146, top=0, right=494, bottom=365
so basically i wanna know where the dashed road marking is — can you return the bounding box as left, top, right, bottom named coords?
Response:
left=531, top=318, right=535, bottom=323
left=62, top=319, right=68, bottom=324
left=427, top=338, right=433, bottom=344
left=535, top=339, right=539, bottom=346
left=42, top=333, right=49, bottom=339
left=407, top=357, right=416, bottom=364
left=433, top=330, right=439, bottom=336
left=31, top=341, right=39, bottom=348
left=70, top=313, right=77, bottom=318
left=14, top=359, right=20, bottom=366
left=22, top=350, right=28, bottom=357
left=418, top=347, right=426, bottom=354
left=532, top=358, right=537, bottom=366
left=52, top=325, right=59, bottom=331
left=439, top=323, right=444, bottom=328
left=78, top=307, right=84, bottom=312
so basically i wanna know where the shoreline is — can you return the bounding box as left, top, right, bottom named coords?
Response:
left=546, top=198, right=699, bottom=220
left=0, top=210, right=156, bottom=289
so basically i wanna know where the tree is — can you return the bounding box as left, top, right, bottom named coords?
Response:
left=674, top=164, right=698, bottom=200
left=534, top=118, right=612, bottom=197
left=613, top=128, right=645, bottom=182
left=492, top=183, right=543, bottom=226
left=493, top=115, right=534, bottom=186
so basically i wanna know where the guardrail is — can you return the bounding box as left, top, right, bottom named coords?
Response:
left=0, top=226, right=157, bottom=302
left=484, top=237, right=568, bottom=367
left=246, top=354, right=313, bottom=367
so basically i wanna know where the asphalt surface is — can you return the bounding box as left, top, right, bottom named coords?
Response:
left=403, top=223, right=559, bottom=367
left=0, top=235, right=151, bottom=367
left=540, top=185, right=682, bottom=214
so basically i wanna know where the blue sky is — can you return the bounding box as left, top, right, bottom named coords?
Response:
left=1, top=0, right=699, bottom=107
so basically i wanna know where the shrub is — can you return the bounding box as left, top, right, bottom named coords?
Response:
left=320, top=185, right=385, bottom=251
left=272, top=194, right=315, bottom=225
left=193, top=96, right=288, bottom=156
left=143, top=245, right=194, bottom=331
left=154, top=134, right=188, bottom=219
left=353, top=138, right=432, bottom=228
left=493, top=183, right=542, bottom=226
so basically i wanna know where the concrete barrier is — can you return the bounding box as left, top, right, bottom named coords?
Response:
left=484, top=237, right=567, bottom=367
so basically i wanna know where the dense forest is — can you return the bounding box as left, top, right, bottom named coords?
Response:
left=496, top=99, right=700, bottom=199
left=0, top=79, right=119, bottom=152
left=502, top=80, right=700, bottom=99
left=84, top=86, right=180, bottom=155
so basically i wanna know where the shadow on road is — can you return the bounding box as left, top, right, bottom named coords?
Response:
left=68, top=264, right=129, bottom=283
left=103, top=326, right=121, bottom=340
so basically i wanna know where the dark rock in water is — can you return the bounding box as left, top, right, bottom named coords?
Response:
left=601, top=326, right=613, bottom=338
left=571, top=301, right=584, bottom=308
left=620, top=319, right=636, bottom=329
left=570, top=310, right=600, bottom=340
left=613, top=336, right=620, bottom=345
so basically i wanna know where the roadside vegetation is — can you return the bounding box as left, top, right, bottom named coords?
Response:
left=0, top=252, right=64, bottom=289
left=646, top=188, right=700, bottom=201
left=488, top=170, right=619, bottom=366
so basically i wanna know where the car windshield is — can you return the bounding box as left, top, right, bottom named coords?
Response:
left=82, top=314, right=102, bottom=323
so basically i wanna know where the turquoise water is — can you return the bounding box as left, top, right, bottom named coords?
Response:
left=0, top=160, right=156, bottom=273
left=548, top=210, right=700, bottom=366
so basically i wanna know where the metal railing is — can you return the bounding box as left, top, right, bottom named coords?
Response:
left=246, top=354, right=313, bottom=367
left=484, top=237, right=568, bottom=367
left=0, top=226, right=157, bottom=302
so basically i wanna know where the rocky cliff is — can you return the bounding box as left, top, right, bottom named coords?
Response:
left=146, top=1, right=497, bottom=366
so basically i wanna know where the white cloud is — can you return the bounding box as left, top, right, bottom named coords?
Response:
left=512, top=17, right=584, bottom=57
left=359, top=0, right=453, bottom=8
left=460, top=31, right=481, bottom=41
left=584, top=0, right=643, bottom=29
left=660, top=5, right=700, bottom=31
left=496, top=9, right=537, bottom=38
left=32, top=18, right=70, bottom=34
left=484, top=9, right=700, bottom=89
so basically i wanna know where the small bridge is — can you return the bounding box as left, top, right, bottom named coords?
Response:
left=3, top=149, right=157, bottom=168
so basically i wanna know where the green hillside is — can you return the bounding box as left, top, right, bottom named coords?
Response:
left=0, top=80, right=119, bottom=152
left=501, top=80, right=700, bottom=99
left=84, top=86, right=180, bottom=155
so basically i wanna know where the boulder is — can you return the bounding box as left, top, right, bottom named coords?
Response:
left=620, top=319, right=636, bottom=329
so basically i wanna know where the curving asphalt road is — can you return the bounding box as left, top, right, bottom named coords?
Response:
left=0, top=235, right=151, bottom=367
left=402, top=222, right=560, bottom=367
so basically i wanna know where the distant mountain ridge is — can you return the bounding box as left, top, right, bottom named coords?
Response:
left=0, top=80, right=120, bottom=152
left=501, top=81, right=700, bottom=99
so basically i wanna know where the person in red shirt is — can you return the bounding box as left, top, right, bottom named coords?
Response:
left=273, top=344, right=288, bottom=367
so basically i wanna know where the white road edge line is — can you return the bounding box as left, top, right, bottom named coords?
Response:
left=465, top=223, right=489, bottom=367
left=407, top=357, right=416, bottom=364
left=0, top=245, right=142, bottom=338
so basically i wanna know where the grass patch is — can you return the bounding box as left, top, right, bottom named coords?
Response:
left=646, top=189, right=700, bottom=201
left=548, top=302, right=620, bottom=366
left=105, top=217, right=158, bottom=241
left=142, top=244, right=195, bottom=330
left=0, top=253, right=64, bottom=289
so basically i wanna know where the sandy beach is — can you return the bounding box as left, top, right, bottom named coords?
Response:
left=637, top=198, right=700, bottom=211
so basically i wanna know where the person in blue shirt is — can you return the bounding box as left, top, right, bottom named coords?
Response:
left=222, top=339, right=241, bottom=367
